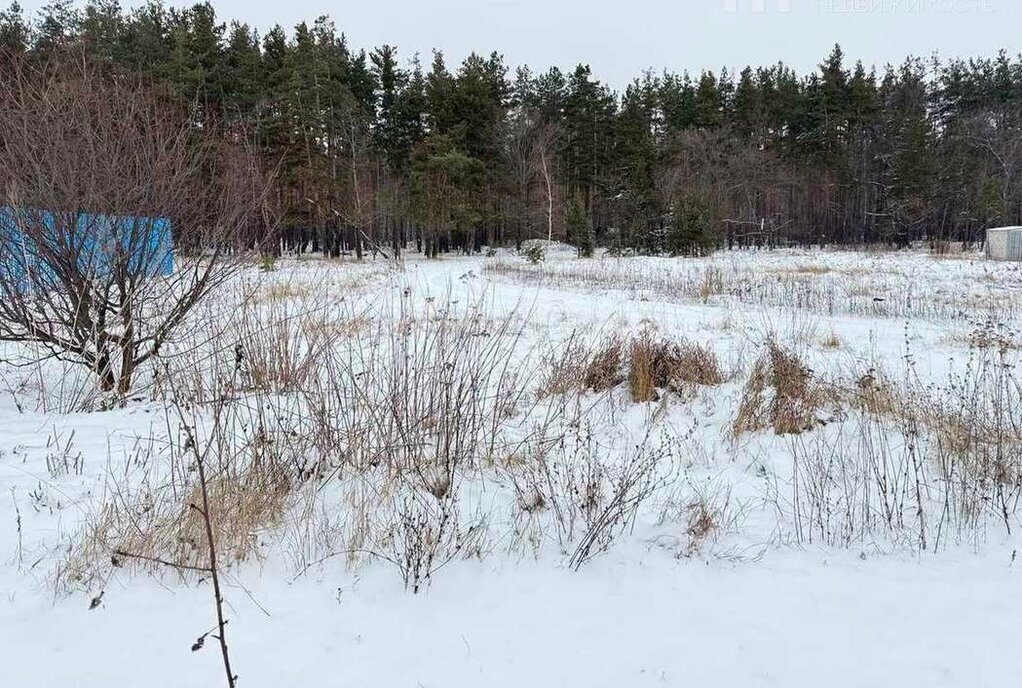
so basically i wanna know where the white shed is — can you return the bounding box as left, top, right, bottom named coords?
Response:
left=985, top=226, right=1022, bottom=260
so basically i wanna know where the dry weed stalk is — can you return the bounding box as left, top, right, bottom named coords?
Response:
left=504, top=395, right=672, bottom=567
left=537, top=332, right=625, bottom=398
left=783, top=331, right=1022, bottom=550
left=732, top=341, right=825, bottom=437
left=113, top=395, right=244, bottom=688
left=629, top=332, right=727, bottom=403
left=485, top=254, right=1022, bottom=325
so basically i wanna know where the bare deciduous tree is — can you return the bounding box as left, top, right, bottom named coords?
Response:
left=533, top=122, right=560, bottom=242
left=502, top=112, right=561, bottom=244
left=0, top=56, right=272, bottom=395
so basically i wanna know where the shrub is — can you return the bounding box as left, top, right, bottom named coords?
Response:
left=259, top=253, right=278, bottom=272
left=522, top=243, right=546, bottom=264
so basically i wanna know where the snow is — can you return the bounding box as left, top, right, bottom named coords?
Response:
left=3, top=549, right=1020, bottom=687
left=1, top=247, right=1020, bottom=687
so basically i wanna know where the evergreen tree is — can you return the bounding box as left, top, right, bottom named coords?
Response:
left=80, top=0, right=123, bottom=61
left=565, top=193, right=593, bottom=257
left=410, top=134, right=485, bottom=256
left=668, top=193, right=716, bottom=256
left=371, top=44, right=405, bottom=169
left=120, top=0, right=171, bottom=75
left=16, top=10, right=1021, bottom=251
left=694, top=70, right=723, bottom=127
left=0, top=2, right=29, bottom=57
left=659, top=72, right=697, bottom=133
left=425, top=50, right=455, bottom=136
left=616, top=75, right=661, bottom=246
left=816, top=44, right=850, bottom=164
left=33, top=0, right=81, bottom=58
left=222, top=21, right=262, bottom=119
left=453, top=51, right=507, bottom=166
left=532, top=66, right=567, bottom=123
left=883, top=59, right=937, bottom=230
left=561, top=64, right=615, bottom=222
left=732, top=66, right=761, bottom=137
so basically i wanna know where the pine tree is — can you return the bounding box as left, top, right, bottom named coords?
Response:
left=566, top=194, right=593, bottom=257
left=616, top=75, right=661, bottom=247
left=80, top=0, right=123, bottom=62
left=411, top=134, right=485, bottom=256
left=881, top=59, right=937, bottom=241
left=694, top=71, right=723, bottom=127
left=668, top=193, right=716, bottom=256
left=562, top=64, right=615, bottom=220
left=532, top=66, right=567, bottom=124
left=0, top=2, right=29, bottom=58
left=120, top=0, right=171, bottom=76
left=453, top=52, right=507, bottom=166
left=732, top=66, right=761, bottom=137
left=659, top=72, right=697, bottom=133
left=425, top=50, right=455, bottom=136
left=11, top=9, right=1021, bottom=250
left=33, top=0, right=81, bottom=58
left=371, top=45, right=405, bottom=169
left=814, top=44, right=850, bottom=165
left=222, top=21, right=262, bottom=120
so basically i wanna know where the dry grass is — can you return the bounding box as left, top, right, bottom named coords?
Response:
left=485, top=253, right=1022, bottom=326
left=697, top=266, right=726, bottom=302
left=928, top=240, right=970, bottom=257
left=541, top=331, right=726, bottom=403
left=114, top=460, right=296, bottom=570
left=47, top=254, right=1022, bottom=599
left=782, top=328, right=1022, bottom=550
left=656, top=477, right=743, bottom=557
left=964, top=321, right=1019, bottom=352
left=849, top=369, right=900, bottom=417
left=685, top=501, right=718, bottom=550
left=538, top=333, right=625, bottom=398
left=629, top=333, right=727, bottom=402
left=674, top=342, right=728, bottom=388
left=58, top=398, right=311, bottom=590
left=732, top=342, right=826, bottom=437
left=820, top=330, right=841, bottom=349
left=257, top=282, right=313, bottom=303
left=57, top=291, right=546, bottom=592
left=237, top=302, right=344, bottom=394
left=629, top=334, right=658, bottom=402
left=503, top=407, right=670, bottom=569
left=584, top=338, right=626, bottom=392
left=767, top=264, right=831, bottom=276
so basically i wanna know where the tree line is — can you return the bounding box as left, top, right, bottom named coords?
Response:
left=2, top=0, right=1021, bottom=256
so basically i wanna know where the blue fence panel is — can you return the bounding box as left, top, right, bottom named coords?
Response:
left=0, top=208, right=173, bottom=285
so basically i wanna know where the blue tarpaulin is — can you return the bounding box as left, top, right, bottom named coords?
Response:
left=0, top=208, right=173, bottom=285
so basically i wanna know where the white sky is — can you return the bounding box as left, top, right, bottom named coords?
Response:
left=22, top=0, right=1022, bottom=88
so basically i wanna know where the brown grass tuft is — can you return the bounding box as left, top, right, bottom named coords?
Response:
left=851, top=369, right=899, bottom=417
left=629, top=333, right=727, bottom=402
left=583, top=337, right=625, bottom=392
left=674, top=342, right=726, bottom=388
left=538, top=333, right=625, bottom=398
left=629, top=334, right=658, bottom=402
left=732, top=342, right=823, bottom=436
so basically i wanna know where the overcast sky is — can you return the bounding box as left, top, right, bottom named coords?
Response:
left=22, top=0, right=1022, bottom=88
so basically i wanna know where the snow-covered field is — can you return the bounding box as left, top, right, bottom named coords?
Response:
left=2, top=246, right=1021, bottom=687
